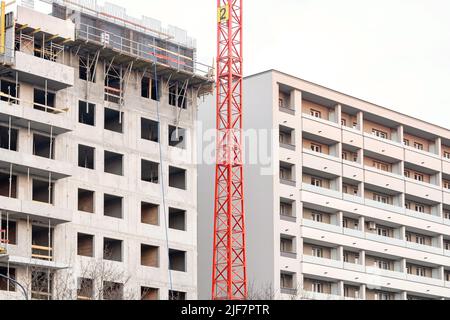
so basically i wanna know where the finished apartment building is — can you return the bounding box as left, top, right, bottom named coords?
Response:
left=0, top=1, right=212, bottom=300
left=198, top=70, right=450, bottom=300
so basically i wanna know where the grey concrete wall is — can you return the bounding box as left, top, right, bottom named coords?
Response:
left=197, top=71, right=275, bottom=299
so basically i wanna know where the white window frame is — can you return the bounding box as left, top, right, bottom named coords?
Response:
left=310, top=109, right=321, bottom=119
left=372, top=129, right=388, bottom=139
left=414, top=142, right=424, bottom=150
left=310, top=143, right=322, bottom=153
left=311, top=177, right=322, bottom=188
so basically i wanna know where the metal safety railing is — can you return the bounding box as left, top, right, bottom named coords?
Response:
left=75, top=23, right=213, bottom=78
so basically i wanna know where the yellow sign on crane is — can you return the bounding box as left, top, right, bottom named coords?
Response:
left=0, top=1, right=5, bottom=55
left=217, top=5, right=229, bottom=23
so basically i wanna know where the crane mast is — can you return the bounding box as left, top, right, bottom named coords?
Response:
left=212, top=0, right=247, bottom=300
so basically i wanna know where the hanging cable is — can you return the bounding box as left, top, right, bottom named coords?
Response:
left=153, top=63, right=173, bottom=295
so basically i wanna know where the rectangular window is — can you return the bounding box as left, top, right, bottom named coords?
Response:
left=78, top=189, right=94, bottom=213
left=34, top=89, right=56, bottom=113
left=373, top=194, right=388, bottom=204
left=403, top=139, right=410, bottom=146
left=414, top=173, right=424, bottom=182
left=443, top=181, right=450, bottom=189
left=141, top=118, right=159, bottom=143
left=310, top=109, right=321, bottom=118
left=104, top=108, right=123, bottom=134
left=169, top=207, right=187, bottom=231
left=104, top=151, right=123, bottom=176
left=0, top=266, right=16, bottom=292
left=79, top=101, right=95, bottom=126
left=168, top=126, right=186, bottom=149
left=169, top=166, right=187, bottom=190
left=373, top=161, right=389, bottom=172
left=311, top=178, right=322, bottom=187
left=312, top=282, right=323, bottom=293
left=79, top=57, right=96, bottom=82
left=341, top=119, right=346, bottom=126
left=416, top=236, right=425, bottom=245
left=404, top=170, right=410, bottom=178
left=444, top=151, right=450, bottom=159
left=414, top=142, right=424, bottom=150
left=372, top=129, right=388, bottom=139
left=311, top=212, right=323, bottom=223
left=278, top=98, right=284, bottom=108
left=169, top=249, right=187, bottom=272
left=33, top=134, right=55, bottom=159
left=0, top=125, right=18, bottom=151
left=312, top=247, right=323, bottom=258
left=310, top=143, right=322, bottom=153
left=104, top=194, right=123, bottom=219
left=77, top=233, right=94, bottom=257
left=141, top=76, right=160, bottom=101
left=141, top=160, right=159, bottom=184
left=78, top=145, right=95, bottom=170
left=141, top=244, right=159, bottom=268
left=141, top=202, right=159, bottom=225
left=415, top=205, right=425, bottom=213
left=342, top=152, right=347, bottom=160
left=103, top=238, right=123, bottom=262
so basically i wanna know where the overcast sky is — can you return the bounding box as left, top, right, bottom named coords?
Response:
left=37, top=0, right=450, bottom=128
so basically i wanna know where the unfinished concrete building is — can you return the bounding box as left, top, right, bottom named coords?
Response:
left=0, top=0, right=212, bottom=300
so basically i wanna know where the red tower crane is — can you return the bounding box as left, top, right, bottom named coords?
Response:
left=212, top=0, right=247, bottom=300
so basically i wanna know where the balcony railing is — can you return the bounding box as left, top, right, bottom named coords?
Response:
left=31, top=245, right=53, bottom=261
left=304, top=219, right=447, bottom=257
left=404, top=209, right=443, bottom=224
left=302, top=255, right=343, bottom=269
left=280, top=287, right=298, bottom=296
left=280, top=214, right=297, bottom=223
left=301, top=291, right=346, bottom=300
left=302, top=183, right=341, bottom=199
left=280, top=142, right=296, bottom=151
left=280, top=178, right=296, bottom=187
left=281, top=251, right=297, bottom=259
left=279, top=106, right=296, bottom=115
left=364, top=199, right=404, bottom=214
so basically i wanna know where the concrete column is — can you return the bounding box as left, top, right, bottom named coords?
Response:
left=335, top=104, right=342, bottom=125
left=356, top=111, right=363, bottom=132
left=337, top=280, right=344, bottom=297
left=399, top=291, right=408, bottom=300
left=400, top=226, right=406, bottom=240
left=336, top=211, right=344, bottom=227
left=359, top=284, right=366, bottom=300
left=396, top=124, right=404, bottom=144
left=400, top=258, right=407, bottom=273
left=337, top=245, right=344, bottom=262
left=360, top=250, right=366, bottom=267
left=291, top=89, right=302, bottom=113
left=435, top=137, right=442, bottom=156
left=359, top=216, right=365, bottom=232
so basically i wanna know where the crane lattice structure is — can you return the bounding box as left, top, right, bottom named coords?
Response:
left=212, top=0, right=247, bottom=300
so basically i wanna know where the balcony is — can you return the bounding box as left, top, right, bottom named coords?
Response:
left=0, top=196, right=71, bottom=225
left=0, top=148, right=72, bottom=181
left=301, top=291, right=346, bottom=301
left=280, top=178, right=296, bottom=187
left=365, top=266, right=405, bottom=280
left=303, top=149, right=341, bottom=176
left=13, top=51, right=75, bottom=91
left=364, top=198, right=404, bottom=215
left=279, top=106, right=296, bottom=115
left=302, top=115, right=341, bottom=142
left=404, top=148, right=441, bottom=172
left=303, top=220, right=447, bottom=258
left=302, top=255, right=343, bottom=269
left=404, top=209, right=443, bottom=224
left=280, top=287, right=298, bottom=296
left=302, top=183, right=341, bottom=199
left=280, top=142, right=296, bottom=151
left=0, top=100, right=73, bottom=135
left=405, top=241, right=443, bottom=255
left=280, top=214, right=297, bottom=223
left=363, top=133, right=403, bottom=160
left=302, top=219, right=343, bottom=234
left=281, top=251, right=297, bottom=259
left=343, top=193, right=364, bottom=204
left=405, top=179, right=442, bottom=203
left=406, top=274, right=444, bottom=287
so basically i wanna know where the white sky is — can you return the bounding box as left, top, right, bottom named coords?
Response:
left=37, top=0, right=450, bottom=129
